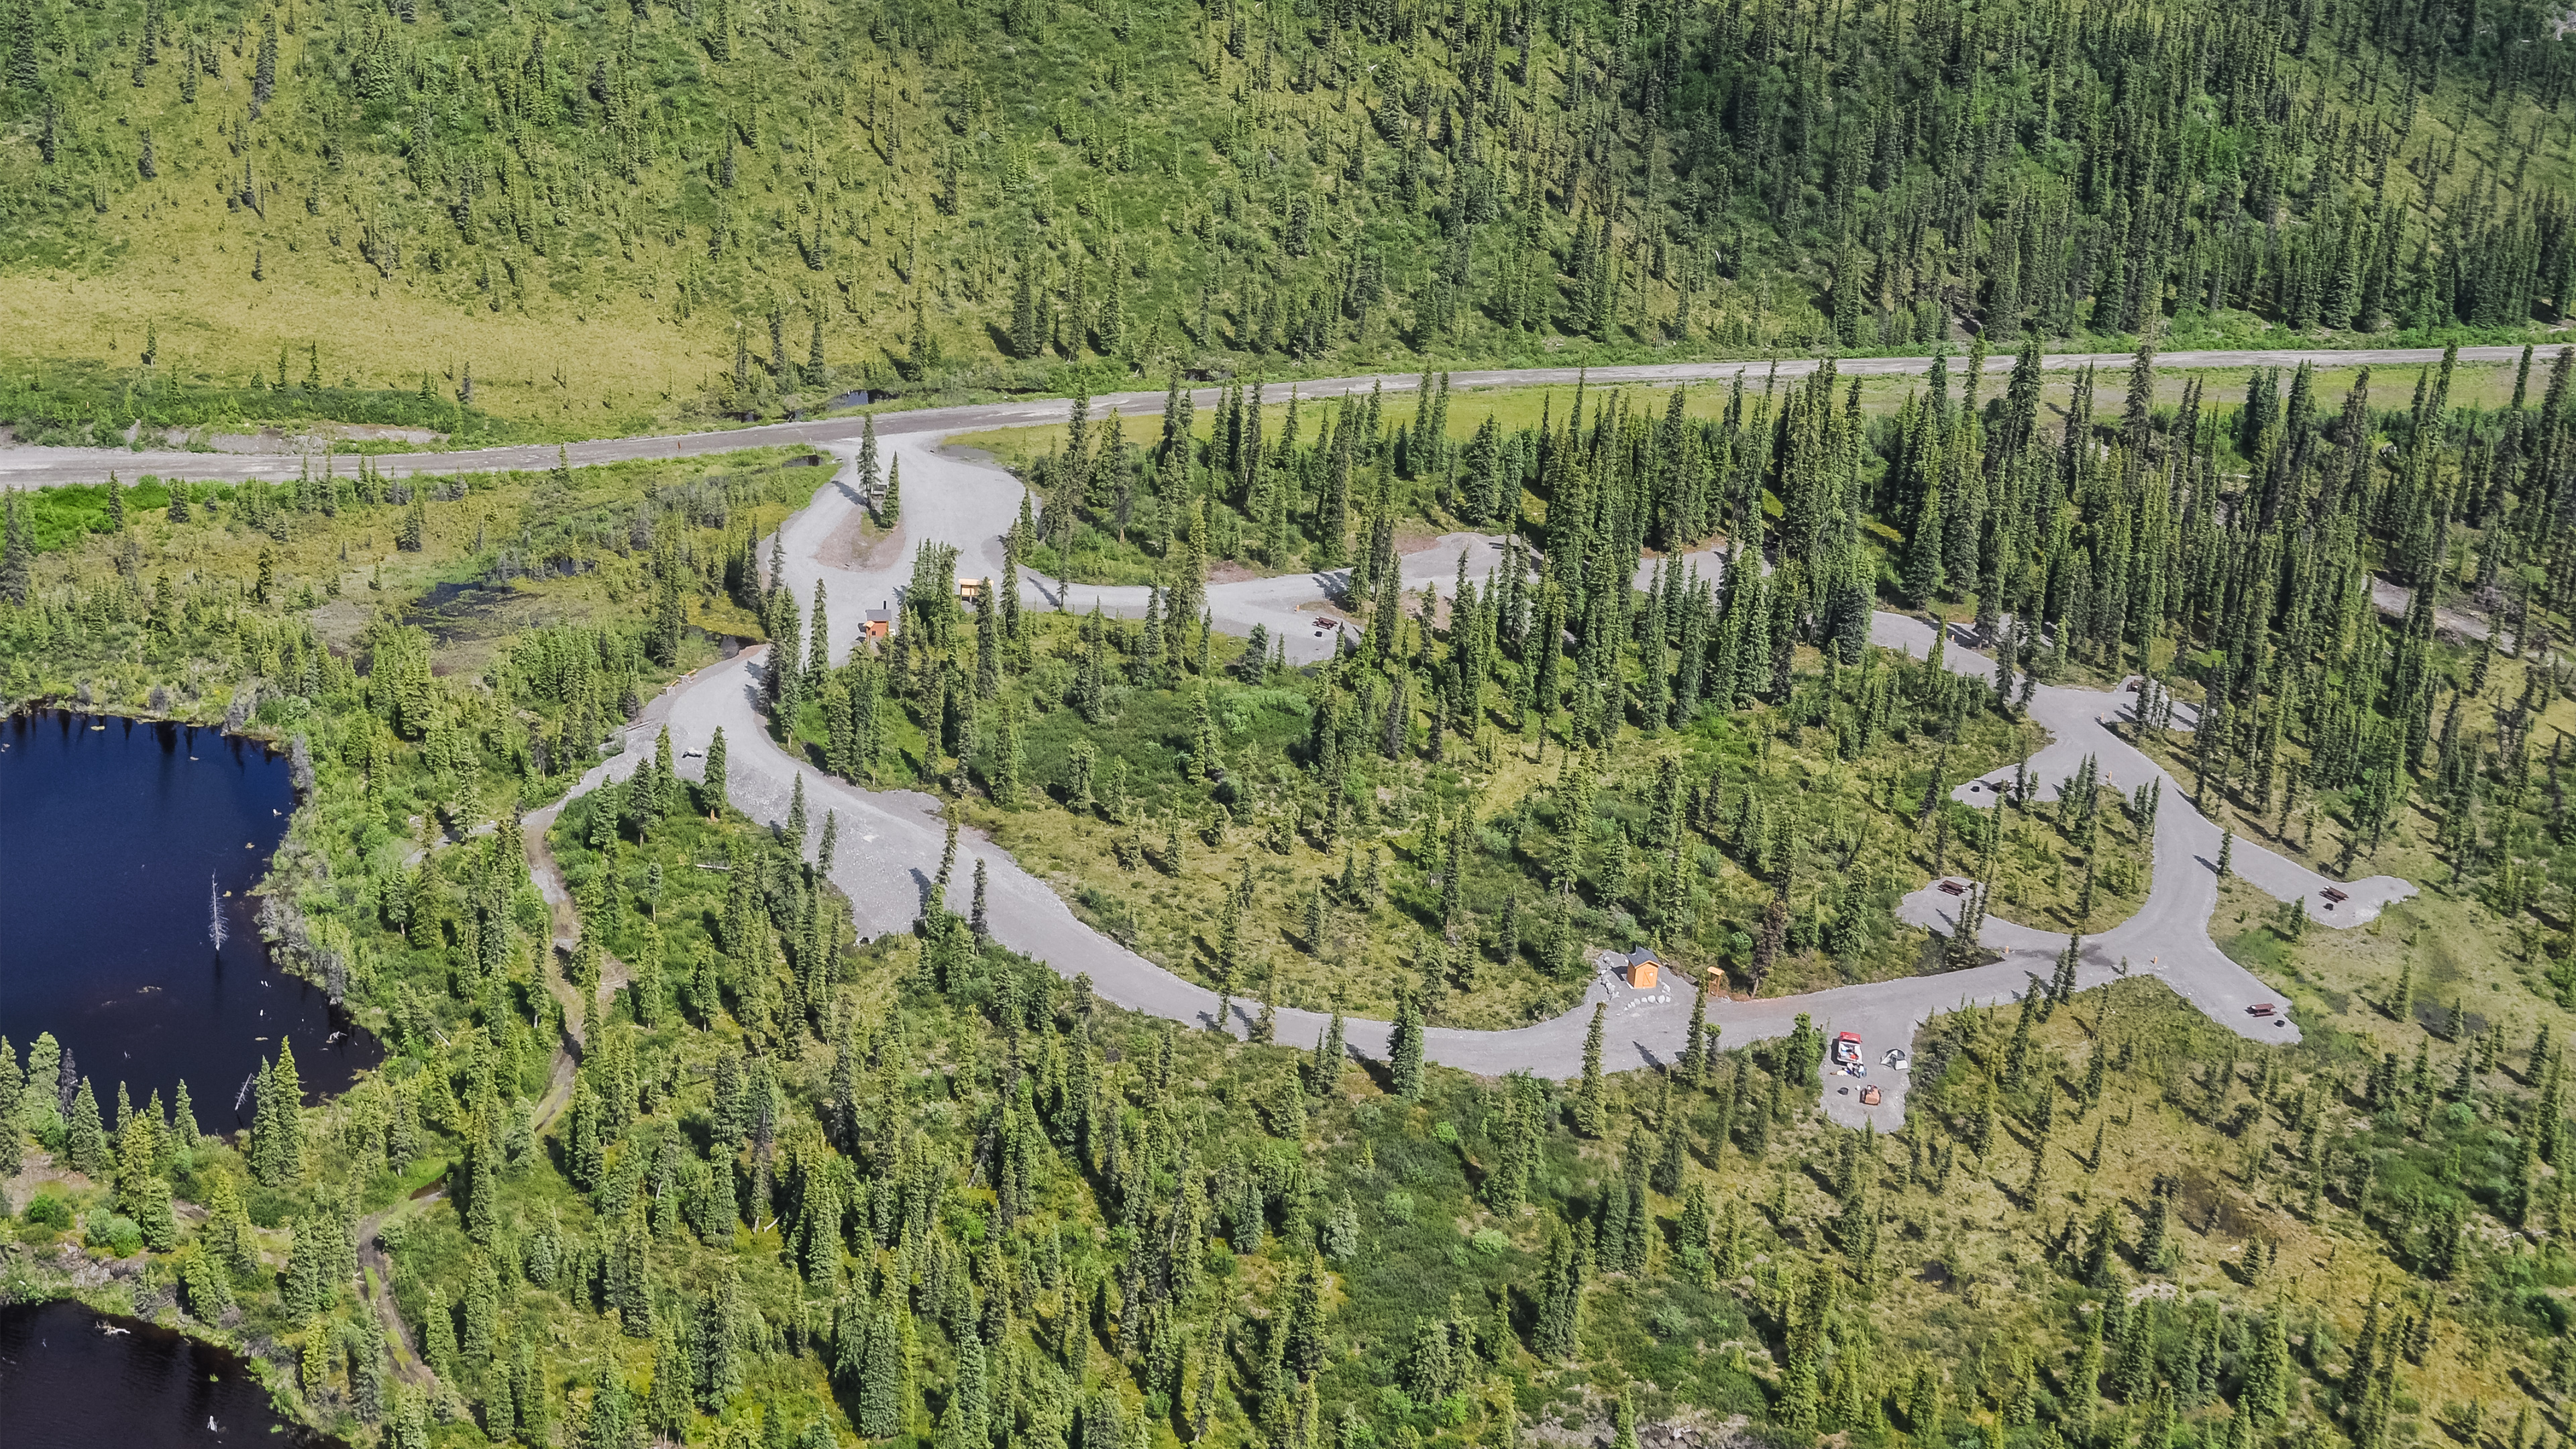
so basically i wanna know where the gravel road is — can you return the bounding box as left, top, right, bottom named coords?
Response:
left=551, top=419, right=2415, bottom=1128
left=0, top=344, right=2544, bottom=491
left=5, top=347, right=2424, bottom=1124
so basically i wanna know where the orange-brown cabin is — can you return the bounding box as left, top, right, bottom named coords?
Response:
left=1621, top=947, right=1662, bottom=990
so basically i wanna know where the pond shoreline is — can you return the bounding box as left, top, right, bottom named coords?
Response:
left=0, top=1274, right=343, bottom=1448
left=0, top=703, right=382, bottom=1446
left=0, top=707, right=382, bottom=1112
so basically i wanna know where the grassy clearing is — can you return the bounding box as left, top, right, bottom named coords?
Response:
left=909, top=616, right=2050, bottom=1027
left=1939, top=784, right=2159, bottom=941
left=3, top=0, right=2571, bottom=451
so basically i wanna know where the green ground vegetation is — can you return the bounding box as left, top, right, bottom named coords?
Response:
left=15, top=788, right=2576, bottom=1449
left=773, top=508, right=2048, bottom=1024
left=11, top=323, right=2576, bottom=1449
left=1933, top=780, right=2161, bottom=940
left=8, top=0, right=2576, bottom=439
left=0, top=437, right=831, bottom=693
left=2139, top=627, right=2576, bottom=1032
left=0, top=430, right=835, bottom=1083
left=947, top=357, right=2542, bottom=593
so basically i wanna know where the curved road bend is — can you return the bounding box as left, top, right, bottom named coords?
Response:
left=558, top=423, right=2412, bottom=1130
left=0, top=352, right=2432, bottom=1126
left=179, top=349, right=2436, bottom=1368
left=0, top=345, right=2545, bottom=492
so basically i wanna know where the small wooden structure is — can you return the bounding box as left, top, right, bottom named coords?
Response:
left=1622, top=947, right=1662, bottom=991
left=957, top=576, right=989, bottom=603
left=863, top=606, right=894, bottom=641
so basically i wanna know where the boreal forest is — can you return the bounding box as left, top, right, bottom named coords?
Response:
left=0, top=322, right=2573, bottom=1449
left=9, top=0, right=2576, bottom=1448
left=1, top=0, right=2575, bottom=433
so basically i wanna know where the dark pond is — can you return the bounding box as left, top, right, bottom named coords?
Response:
left=0, top=711, right=378, bottom=1122
left=0, top=1299, right=341, bottom=1448
left=396, top=578, right=525, bottom=643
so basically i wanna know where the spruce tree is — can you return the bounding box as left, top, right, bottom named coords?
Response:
left=2243, top=1306, right=2292, bottom=1423
left=1650, top=1091, right=1689, bottom=1195
left=1574, top=1004, right=1607, bottom=1137
left=65, top=1076, right=107, bottom=1178
left=283, top=1216, right=333, bottom=1317
left=859, top=1303, right=906, bottom=1436
left=587, top=1362, right=635, bottom=1449
left=0, top=492, right=30, bottom=605
left=1532, top=1230, right=1583, bottom=1360
left=857, top=415, right=882, bottom=501
left=934, top=814, right=960, bottom=904
left=1389, top=988, right=1426, bottom=1099
left=697, top=1271, right=745, bottom=1409
left=2104, top=1299, right=2155, bottom=1404
left=205, top=1170, right=257, bottom=1276
left=1010, top=266, right=1041, bottom=359
left=1678, top=976, right=1711, bottom=1083
left=702, top=728, right=729, bottom=813
left=1283, top=1254, right=1327, bottom=1379
left=0, top=1040, right=18, bottom=1176
left=1902, top=476, right=1946, bottom=606
left=421, top=1287, right=458, bottom=1383
left=466, top=1114, right=501, bottom=1242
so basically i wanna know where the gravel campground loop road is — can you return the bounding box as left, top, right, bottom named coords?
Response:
left=551, top=422, right=2416, bottom=1133
left=1, top=349, right=2437, bottom=1126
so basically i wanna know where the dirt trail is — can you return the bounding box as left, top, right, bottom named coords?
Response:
left=352, top=798, right=624, bottom=1393
left=355, top=1189, right=443, bottom=1388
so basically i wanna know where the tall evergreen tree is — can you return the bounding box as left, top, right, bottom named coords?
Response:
left=1389, top=988, right=1425, bottom=1100
left=1575, top=1004, right=1607, bottom=1138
